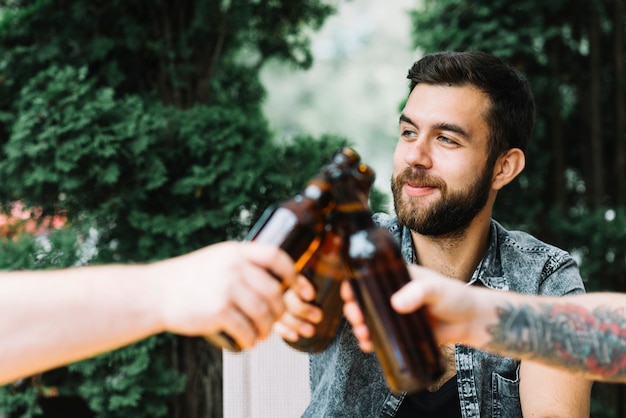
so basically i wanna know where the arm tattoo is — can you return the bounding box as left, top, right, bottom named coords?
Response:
left=486, top=302, right=626, bottom=381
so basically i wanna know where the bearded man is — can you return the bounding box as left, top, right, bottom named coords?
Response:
left=277, top=51, right=592, bottom=418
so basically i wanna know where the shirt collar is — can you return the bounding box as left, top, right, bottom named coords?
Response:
left=399, top=219, right=509, bottom=291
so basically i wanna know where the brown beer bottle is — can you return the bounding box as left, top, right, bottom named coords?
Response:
left=285, top=212, right=346, bottom=353
left=286, top=162, right=376, bottom=353
left=330, top=164, right=445, bottom=394
left=206, top=147, right=362, bottom=352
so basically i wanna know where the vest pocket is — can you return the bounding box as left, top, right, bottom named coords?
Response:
left=491, top=369, right=522, bottom=417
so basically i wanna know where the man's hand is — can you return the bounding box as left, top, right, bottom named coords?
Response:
left=157, top=241, right=297, bottom=349
left=273, top=275, right=323, bottom=343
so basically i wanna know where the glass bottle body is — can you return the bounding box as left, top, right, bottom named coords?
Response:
left=286, top=221, right=346, bottom=353
left=346, top=225, right=445, bottom=393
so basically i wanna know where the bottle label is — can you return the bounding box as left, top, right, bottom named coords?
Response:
left=348, top=230, right=376, bottom=258
left=253, top=207, right=298, bottom=245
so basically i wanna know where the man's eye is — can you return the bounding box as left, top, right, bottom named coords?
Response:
left=438, top=136, right=457, bottom=145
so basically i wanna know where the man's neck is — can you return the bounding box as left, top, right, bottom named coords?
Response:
left=410, top=214, right=492, bottom=282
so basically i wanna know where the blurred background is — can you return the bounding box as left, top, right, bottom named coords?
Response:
left=0, top=0, right=625, bottom=417
left=261, top=0, right=416, bottom=198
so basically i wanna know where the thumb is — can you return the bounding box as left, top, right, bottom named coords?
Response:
left=391, top=280, right=427, bottom=313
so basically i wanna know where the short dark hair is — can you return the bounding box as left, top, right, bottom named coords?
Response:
left=407, top=51, right=536, bottom=165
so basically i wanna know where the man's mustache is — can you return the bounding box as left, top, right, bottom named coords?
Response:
left=393, top=168, right=446, bottom=190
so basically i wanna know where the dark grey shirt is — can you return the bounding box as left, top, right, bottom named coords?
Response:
left=304, top=214, right=586, bottom=418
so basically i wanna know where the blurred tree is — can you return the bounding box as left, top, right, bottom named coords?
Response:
left=410, top=0, right=626, bottom=416
left=0, top=0, right=353, bottom=417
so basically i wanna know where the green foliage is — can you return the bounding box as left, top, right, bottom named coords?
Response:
left=2, top=65, right=167, bottom=213
left=0, top=0, right=343, bottom=416
left=0, top=228, right=81, bottom=270
left=411, top=0, right=570, bottom=60
left=369, top=187, right=389, bottom=214
left=263, top=134, right=351, bottom=198
left=67, top=336, right=185, bottom=417
left=0, top=381, right=41, bottom=418
left=545, top=207, right=626, bottom=292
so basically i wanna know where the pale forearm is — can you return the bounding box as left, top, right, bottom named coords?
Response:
left=0, top=264, right=163, bottom=384
left=0, top=241, right=295, bottom=384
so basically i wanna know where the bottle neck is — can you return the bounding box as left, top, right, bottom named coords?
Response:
left=331, top=176, right=374, bottom=230
left=301, top=180, right=333, bottom=211
left=339, top=208, right=374, bottom=230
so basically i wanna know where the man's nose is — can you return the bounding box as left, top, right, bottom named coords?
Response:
left=404, top=137, right=432, bottom=169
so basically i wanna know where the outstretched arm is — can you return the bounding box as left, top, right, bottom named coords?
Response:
left=0, top=241, right=296, bottom=385
left=342, top=264, right=626, bottom=383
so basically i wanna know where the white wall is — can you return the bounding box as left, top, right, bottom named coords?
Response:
left=223, top=334, right=310, bottom=418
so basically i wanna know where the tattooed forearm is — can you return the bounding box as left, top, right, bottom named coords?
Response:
left=486, top=302, right=626, bottom=381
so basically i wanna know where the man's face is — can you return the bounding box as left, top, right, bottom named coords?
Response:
left=392, top=83, right=494, bottom=237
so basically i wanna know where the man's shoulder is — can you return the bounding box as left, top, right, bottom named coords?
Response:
left=492, top=220, right=569, bottom=256
left=372, top=212, right=403, bottom=239
left=489, top=220, right=584, bottom=295
left=372, top=211, right=397, bottom=228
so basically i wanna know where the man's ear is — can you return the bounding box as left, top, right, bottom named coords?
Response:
left=492, top=148, right=525, bottom=191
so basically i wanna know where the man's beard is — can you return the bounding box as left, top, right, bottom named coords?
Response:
left=391, top=165, right=492, bottom=237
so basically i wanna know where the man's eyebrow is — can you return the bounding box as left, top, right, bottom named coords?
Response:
left=433, top=122, right=470, bottom=139
left=399, top=113, right=414, bottom=125
left=400, top=114, right=470, bottom=140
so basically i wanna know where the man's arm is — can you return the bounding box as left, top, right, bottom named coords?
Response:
left=342, top=264, right=626, bottom=383
left=516, top=258, right=592, bottom=417
left=481, top=291, right=626, bottom=383
left=0, top=241, right=296, bottom=385
left=519, top=361, right=591, bottom=417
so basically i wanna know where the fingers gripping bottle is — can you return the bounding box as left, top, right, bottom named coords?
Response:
left=330, top=164, right=445, bottom=394
left=286, top=161, right=376, bottom=353
left=205, top=147, right=362, bottom=352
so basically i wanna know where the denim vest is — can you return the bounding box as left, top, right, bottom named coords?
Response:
left=303, top=215, right=586, bottom=418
